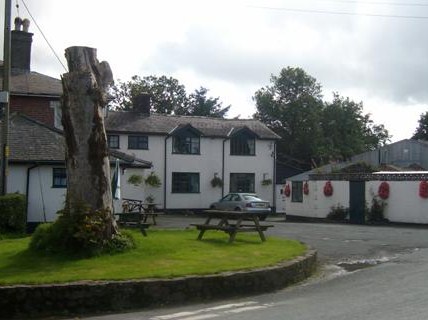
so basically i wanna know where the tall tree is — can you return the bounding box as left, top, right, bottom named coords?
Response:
left=254, top=67, right=324, bottom=166
left=321, top=93, right=390, bottom=162
left=412, top=111, right=428, bottom=140
left=61, top=47, right=116, bottom=231
left=185, top=87, right=230, bottom=117
left=254, top=67, right=390, bottom=166
left=111, top=75, right=188, bottom=114
left=111, top=76, right=230, bottom=118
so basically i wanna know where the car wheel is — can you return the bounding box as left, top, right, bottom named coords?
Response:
left=210, top=205, right=216, bottom=210
left=234, top=207, right=241, bottom=211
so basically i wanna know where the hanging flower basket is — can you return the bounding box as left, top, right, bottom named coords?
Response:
left=419, top=180, right=428, bottom=199
left=303, top=181, right=309, bottom=195
left=210, top=176, right=223, bottom=188
left=284, top=184, right=291, bottom=197
left=378, top=181, right=390, bottom=200
left=324, top=181, right=333, bottom=197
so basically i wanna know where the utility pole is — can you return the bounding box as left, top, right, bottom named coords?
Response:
left=0, top=0, right=11, bottom=195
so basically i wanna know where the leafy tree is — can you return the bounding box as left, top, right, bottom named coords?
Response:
left=321, top=93, right=390, bottom=162
left=111, top=75, right=188, bottom=114
left=412, top=111, right=428, bottom=140
left=254, top=67, right=325, bottom=165
left=254, top=67, right=390, bottom=166
left=110, top=77, right=229, bottom=118
left=185, top=87, right=230, bottom=118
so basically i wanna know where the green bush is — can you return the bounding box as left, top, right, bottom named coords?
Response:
left=30, top=204, right=136, bottom=257
left=327, top=204, right=349, bottom=221
left=366, top=197, right=387, bottom=222
left=0, top=193, right=26, bottom=234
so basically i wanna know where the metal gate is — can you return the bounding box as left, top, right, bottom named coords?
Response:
left=349, top=181, right=365, bottom=224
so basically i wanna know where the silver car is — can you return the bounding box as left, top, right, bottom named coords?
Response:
left=209, top=193, right=271, bottom=220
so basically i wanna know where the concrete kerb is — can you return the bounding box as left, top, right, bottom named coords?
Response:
left=0, top=249, right=317, bottom=319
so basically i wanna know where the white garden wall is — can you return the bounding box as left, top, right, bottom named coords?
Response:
left=366, top=180, right=428, bottom=224
left=282, top=180, right=349, bottom=218
left=278, top=173, right=428, bottom=224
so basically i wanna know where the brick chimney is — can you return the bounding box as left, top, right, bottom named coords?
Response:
left=132, top=93, right=151, bottom=115
left=11, top=17, right=33, bottom=72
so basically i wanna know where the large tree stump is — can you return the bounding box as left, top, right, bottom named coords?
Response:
left=61, top=46, right=117, bottom=237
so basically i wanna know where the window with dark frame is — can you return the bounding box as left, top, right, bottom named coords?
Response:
left=230, top=133, right=255, bottom=155
left=53, top=168, right=67, bottom=188
left=128, top=135, right=148, bottom=150
left=229, top=173, right=255, bottom=193
left=172, top=135, right=200, bottom=154
left=291, top=181, right=303, bottom=202
left=107, top=135, right=120, bottom=149
left=172, top=172, right=200, bottom=193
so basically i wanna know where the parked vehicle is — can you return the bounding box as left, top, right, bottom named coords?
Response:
left=209, top=193, right=271, bottom=220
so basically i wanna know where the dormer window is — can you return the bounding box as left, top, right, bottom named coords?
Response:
left=172, top=125, right=201, bottom=155
left=230, top=129, right=256, bottom=156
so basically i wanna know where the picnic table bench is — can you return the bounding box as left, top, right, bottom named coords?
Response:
left=121, top=198, right=164, bottom=225
left=191, top=210, right=274, bottom=243
left=114, top=212, right=151, bottom=236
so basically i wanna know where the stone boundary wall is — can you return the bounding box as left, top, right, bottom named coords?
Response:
left=0, top=249, right=317, bottom=319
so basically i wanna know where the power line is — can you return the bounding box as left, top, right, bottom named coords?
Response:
left=20, top=0, right=67, bottom=72
left=311, top=0, right=428, bottom=7
left=247, top=5, right=428, bottom=20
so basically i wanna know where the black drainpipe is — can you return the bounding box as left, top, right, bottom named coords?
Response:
left=163, top=135, right=170, bottom=210
left=272, top=142, right=277, bottom=213
left=222, top=138, right=228, bottom=197
left=26, top=163, right=38, bottom=224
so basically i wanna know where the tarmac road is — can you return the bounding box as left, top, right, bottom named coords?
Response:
left=72, top=215, right=428, bottom=320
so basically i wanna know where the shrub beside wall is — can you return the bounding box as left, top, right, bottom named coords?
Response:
left=0, top=193, right=26, bottom=233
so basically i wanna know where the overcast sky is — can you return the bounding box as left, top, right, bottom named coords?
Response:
left=2, top=0, right=428, bottom=141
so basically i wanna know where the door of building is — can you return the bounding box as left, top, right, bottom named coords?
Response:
left=349, top=181, right=365, bottom=224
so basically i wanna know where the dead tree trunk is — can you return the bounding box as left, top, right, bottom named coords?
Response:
left=61, top=46, right=117, bottom=238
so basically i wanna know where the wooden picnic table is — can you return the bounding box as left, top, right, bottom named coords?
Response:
left=121, top=198, right=163, bottom=225
left=113, top=212, right=151, bottom=236
left=191, top=210, right=274, bottom=243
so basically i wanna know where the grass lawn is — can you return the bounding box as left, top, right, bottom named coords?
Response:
left=0, top=229, right=306, bottom=285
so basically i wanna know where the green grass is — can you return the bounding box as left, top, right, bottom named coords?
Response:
left=0, top=229, right=306, bottom=285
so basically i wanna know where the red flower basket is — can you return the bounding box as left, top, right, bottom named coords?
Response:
left=378, top=181, right=390, bottom=200
left=303, top=181, right=309, bottom=195
left=324, top=181, right=333, bottom=197
left=419, top=181, right=428, bottom=199
left=284, top=184, right=291, bottom=197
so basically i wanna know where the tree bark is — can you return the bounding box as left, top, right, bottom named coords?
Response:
left=61, top=46, right=117, bottom=237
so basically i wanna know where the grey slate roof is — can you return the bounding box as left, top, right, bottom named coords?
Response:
left=6, top=114, right=151, bottom=168
left=9, top=114, right=65, bottom=162
left=105, top=111, right=280, bottom=140
left=0, top=66, right=62, bottom=96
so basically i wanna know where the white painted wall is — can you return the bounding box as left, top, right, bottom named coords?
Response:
left=9, top=165, right=67, bottom=222
left=366, top=181, right=428, bottom=224
left=116, top=133, right=276, bottom=210
left=278, top=179, right=428, bottom=224
left=224, top=139, right=275, bottom=205
left=10, top=133, right=276, bottom=223
left=282, top=180, right=349, bottom=218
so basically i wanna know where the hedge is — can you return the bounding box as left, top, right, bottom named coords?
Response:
left=0, top=193, right=26, bottom=233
